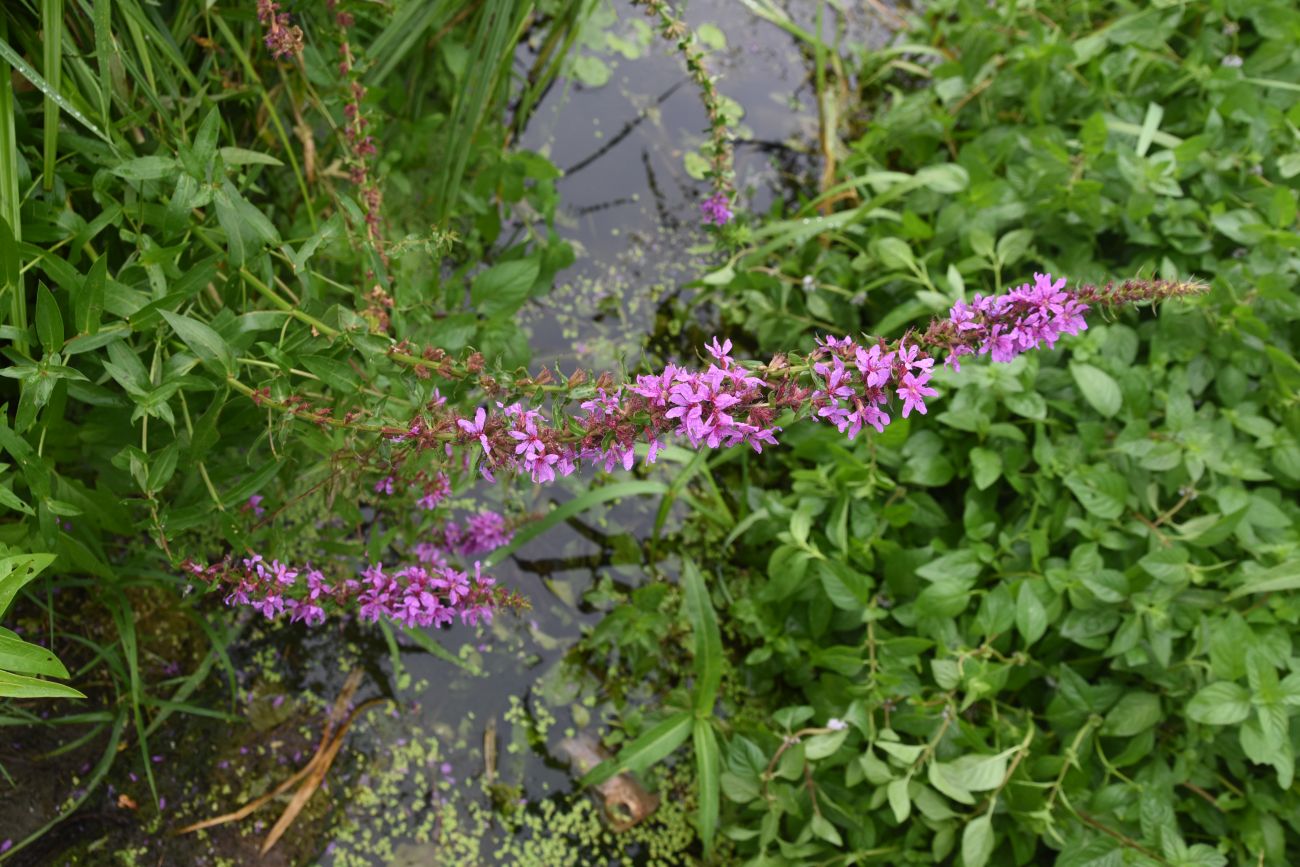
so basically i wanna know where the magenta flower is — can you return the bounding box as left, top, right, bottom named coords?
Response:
left=897, top=372, right=939, bottom=418
left=457, top=407, right=492, bottom=455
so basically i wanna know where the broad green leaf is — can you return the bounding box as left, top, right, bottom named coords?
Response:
left=969, top=447, right=1002, bottom=490
left=873, top=237, right=915, bottom=270
left=1187, top=682, right=1251, bottom=725
left=887, top=777, right=911, bottom=822
left=1226, top=559, right=1300, bottom=598
left=1070, top=362, right=1123, bottom=418
left=0, top=669, right=85, bottom=699
left=0, top=633, right=69, bottom=678
left=945, top=750, right=1011, bottom=792
left=1064, top=465, right=1129, bottom=520
left=161, top=310, right=235, bottom=374
left=581, top=710, right=692, bottom=789
left=809, top=813, right=843, bottom=847
left=301, top=354, right=361, bottom=394
left=0, top=552, right=56, bottom=618
left=804, top=729, right=848, bottom=760
left=962, top=813, right=995, bottom=867
left=470, top=259, right=540, bottom=319
left=1015, top=582, right=1048, bottom=645
left=928, top=759, right=975, bottom=804
left=1103, top=691, right=1161, bottom=737
left=915, top=163, right=969, bottom=193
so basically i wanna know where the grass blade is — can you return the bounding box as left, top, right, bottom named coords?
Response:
left=365, top=0, right=460, bottom=87
left=434, top=0, right=530, bottom=221
left=0, top=33, right=111, bottom=144
left=0, top=18, right=25, bottom=356
left=681, top=557, right=722, bottom=717
left=92, top=0, right=113, bottom=127
left=42, top=0, right=64, bottom=191
left=400, top=623, right=483, bottom=675
left=484, top=480, right=669, bottom=567
left=580, top=710, right=692, bottom=789
left=693, top=720, right=720, bottom=855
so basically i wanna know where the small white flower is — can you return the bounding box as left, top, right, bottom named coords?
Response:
left=827, top=718, right=848, bottom=731
left=802, top=275, right=816, bottom=292
left=1221, top=54, right=1243, bottom=68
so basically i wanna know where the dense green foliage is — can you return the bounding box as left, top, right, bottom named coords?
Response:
left=1, top=0, right=1299, bottom=864
left=578, top=1, right=1300, bottom=865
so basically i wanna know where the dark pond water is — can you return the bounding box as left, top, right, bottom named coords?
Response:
left=2, top=3, right=892, bottom=864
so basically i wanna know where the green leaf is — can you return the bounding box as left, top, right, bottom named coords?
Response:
left=816, top=560, right=872, bottom=610
left=995, top=229, right=1033, bottom=266
left=1015, top=582, right=1048, bottom=645
left=809, top=813, right=843, bottom=847
left=581, top=710, right=693, bottom=788
left=969, top=447, right=1002, bottom=490
left=470, top=259, right=540, bottom=319
left=0, top=632, right=70, bottom=678
left=915, top=163, right=969, bottom=193
left=75, top=254, right=107, bottom=336
left=1064, top=465, right=1129, bottom=520
left=1226, top=559, right=1300, bottom=598
left=887, top=777, right=911, bottom=822
left=946, top=751, right=1010, bottom=792
left=35, top=283, right=62, bottom=353
left=0, top=552, right=56, bottom=618
left=873, top=237, right=915, bottom=270
left=1070, top=362, right=1123, bottom=418
left=161, top=310, right=235, bottom=375
left=694, top=721, right=720, bottom=855
left=804, top=729, right=848, bottom=760
left=110, top=156, right=180, bottom=181
left=146, top=442, right=180, bottom=493
left=962, top=813, right=995, bottom=867
left=300, top=354, right=361, bottom=394
left=218, top=146, right=283, bottom=166
left=1102, top=691, right=1161, bottom=737
left=1186, top=682, right=1251, bottom=725
left=0, top=668, right=85, bottom=699
left=682, top=557, right=723, bottom=717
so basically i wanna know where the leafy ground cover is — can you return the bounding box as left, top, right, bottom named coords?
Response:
left=0, top=0, right=1298, bottom=865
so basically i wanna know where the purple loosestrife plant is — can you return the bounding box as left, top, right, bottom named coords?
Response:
left=700, top=192, right=734, bottom=226
left=183, top=550, right=523, bottom=630
left=183, top=509, right=518, bottom=628
left=203, top=274, right=1199, bottom=633
left=367, top=274, right=1201, bottom=487
left=256, top=0, right=303, bottom=59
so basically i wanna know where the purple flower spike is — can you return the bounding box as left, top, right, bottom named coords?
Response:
left=700, top=192, right=733, bottom=226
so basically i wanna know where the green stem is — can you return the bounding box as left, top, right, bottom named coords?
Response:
left=238, top=267, right=339, bottom=338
